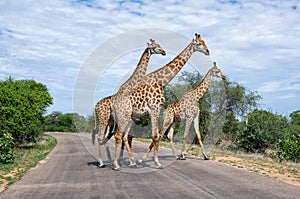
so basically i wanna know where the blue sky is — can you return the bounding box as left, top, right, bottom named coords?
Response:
left=0, top=0, right=299, bottom=117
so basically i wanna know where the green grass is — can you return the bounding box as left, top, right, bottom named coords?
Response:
left=0, top=135, right=57, bottom=190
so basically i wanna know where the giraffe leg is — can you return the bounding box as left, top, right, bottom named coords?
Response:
left=113, top=131, right=122, bottom=170
left=97, top=131, right=105, bottom=168
left=193, top=113, right=209, bottom=160
left=102, top=124, right=112, bottom=164
left=180, top=118, right=193, bottom=160
left=104, top=142, right=112, bottom=164
left=119, top=120, right=133, bottom=162
left=139, top=112, right=173, bottom=163
left=163, top=114, right=176, bottom=158
left=123, top=135, right=137, bottom=168
left=96, top=116, right=110, bottom=168
left=138, top=142, right=154, bottom=164
left=150, top=108, right=163, bottom=169
left=140, top=109, right=174, bottom=164
left=167, top=123, right=177, bottom=158
left=122, top=120, right=136, bottom=167
left=119, top=140, right=125, bottom=163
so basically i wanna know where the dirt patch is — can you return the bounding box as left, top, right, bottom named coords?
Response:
left=0, top=168, right=19, bottom=192
left=213, top=152, right=300, bottom=187
left=136, top=139, right=300, bottom=187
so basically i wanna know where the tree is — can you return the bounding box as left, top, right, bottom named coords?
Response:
left=277, top=110, right=300, bottom=162
left=221, top=80, right=261, bottom=140
left=44, top=111, right=61, bottom=131
left=235, top=109, right=288, bottom=153
left=0, top=77, right=53, bottom=145
left=289, top=110, right=300, bottom=126
left=162, top=71, right=261, bottom=144
left=44, top=112, right=77, bottom=132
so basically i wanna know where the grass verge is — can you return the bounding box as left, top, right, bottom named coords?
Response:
left=0, top=134, right=57, bottom=192
left=210, top=150, right=300, bottom=187
left=135, top=138, right=300, bottom=187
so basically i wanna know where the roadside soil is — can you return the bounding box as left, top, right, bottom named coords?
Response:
left=212, top=151, right=300, bottom=187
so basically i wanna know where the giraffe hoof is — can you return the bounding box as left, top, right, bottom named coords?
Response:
left=99, top=164, right=106, bottom=168
left=137, top=160, right=143, bottom=165
left=113, top=167, right=120, bottom=171
left=177, top=155, right=186, bottom=160
left=129, top=164, right=137, bottom=168
left=156, top=165, right=164, bottom=169
left=204, top=157, right=209, bottom=160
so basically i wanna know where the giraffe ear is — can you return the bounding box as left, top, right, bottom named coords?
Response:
left=147, top=42, right=150, bottom=46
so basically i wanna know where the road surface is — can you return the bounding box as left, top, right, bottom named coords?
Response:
left=1, top=132, right=299, bottom=199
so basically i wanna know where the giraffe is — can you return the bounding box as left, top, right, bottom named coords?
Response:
left=92, top=39, right=166, bottom=167
left=140, top=62, right=226, bottom=162
left=109, top=33, right=210, bottom=170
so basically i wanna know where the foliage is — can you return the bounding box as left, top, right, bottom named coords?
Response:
left=0, top=77, right=53, bottom=145
left=235, top=109, right=288, bottom=153
left=221, top=80, right=261, bottom=140
left=44, top=112, right=97, bottom=133
left=162, top=71, right=261, bottom=145
left=0, top=135, right=56, bottom=188
left=0, top=132, right=15, bottom=164
left=224, top=80, right=261, bottom=118
left=222, top=111, right=242, bottom=140
left=289, top=110, right=300, bottom=127
left=277, top=134, right=300, bottom=163
left=74, top=113, right=96, bottom=132
left=44, top=112, right=77, bottom=132
left=276, top=110, right=300, bottom=162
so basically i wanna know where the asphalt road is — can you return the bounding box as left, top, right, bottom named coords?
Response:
left=1, top=132, right=299, bottom=199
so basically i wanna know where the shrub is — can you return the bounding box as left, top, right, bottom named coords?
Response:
left=0, top=132, right=15, bottom=164
left=277, top=134, right=300, bottom=163
left=235, top=109, right=288, bottom=153
left=276, top=111, right=300, bottom=162
left=0, top=77, right=52, bottom=144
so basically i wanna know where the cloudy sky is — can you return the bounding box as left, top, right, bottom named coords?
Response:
left=0, top=0, right=299, bottom=117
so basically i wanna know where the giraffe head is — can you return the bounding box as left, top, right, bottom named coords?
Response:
left=191, top=33, right=210, bottom=55
left=147, top=39, right=166, bottom=56
left=211, top=62, right=226, bottom=80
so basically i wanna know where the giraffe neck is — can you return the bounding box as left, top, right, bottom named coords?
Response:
left=117, top=48, right=151, bottom=96
left=132, top=48, right=151, bottom=77
left=191, top=69, right=213, bottom=101
left=145, top=42, right=193, bottom=88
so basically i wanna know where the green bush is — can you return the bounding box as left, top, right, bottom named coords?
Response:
left=235, top=109, right=288, bottom=153
left=44, top=112, right=77, bottom=132
left=277, top=134, right=300, bottom=163
left=276, top=110, right=300, bottom=162
left=0, top=77, right=52, bottom=144
left=0, top=132, right=15, bottom=164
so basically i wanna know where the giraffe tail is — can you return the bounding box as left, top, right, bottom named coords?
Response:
left=91, top=109, right=97, bottom=145
left=100, top=120, right=116, bottom=145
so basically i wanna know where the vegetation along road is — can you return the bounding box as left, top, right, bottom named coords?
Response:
left=1, top=132, right=300, bottom=199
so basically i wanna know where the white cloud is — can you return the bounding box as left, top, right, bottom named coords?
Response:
left=257, top=77, right=300, bottom=93
left=279, top=93, right=297, bottom=99
left=1, top=0, right=300, bottom=115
